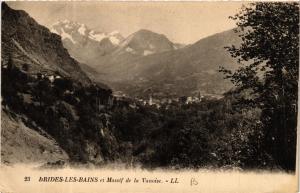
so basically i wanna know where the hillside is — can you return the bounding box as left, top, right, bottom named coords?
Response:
left=1, top=109, right=69, bottom=164
left=1, top=3, right=91, bottom=86
left=1, top=3, right=118, bottom=165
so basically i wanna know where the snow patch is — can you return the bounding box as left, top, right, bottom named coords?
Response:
left=109, top=36, right=120, bottom=45
left=52, top=21, right=61, bottom=26
left=61, top=28, right=76, bottom=44
left=62, top=19, right=70, bottom=24
left=78, top=24, right=86, bottom=35
left=50, top=27, right=59, bottom=35
left=143, top=50, right=154, bottom=56
left=125, top=47, right=136, bottom=54
left=89, top=31, right=106, bottom=42
left=65, top=24, right=72, bottom=29
left=110, top=30, right=120, bottom=36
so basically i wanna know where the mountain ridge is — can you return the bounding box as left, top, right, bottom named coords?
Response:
left=1, top=3, right=91, bottom=86
left=50, top=20, right=125, bottom=66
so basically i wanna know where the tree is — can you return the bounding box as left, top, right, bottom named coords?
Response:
left=220, top=2, right=299, bottom=170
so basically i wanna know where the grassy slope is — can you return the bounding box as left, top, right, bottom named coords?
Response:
left=1, top=109, right=69, bottom=164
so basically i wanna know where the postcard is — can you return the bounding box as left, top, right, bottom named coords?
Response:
left=0, top=1, right=298, bottom=193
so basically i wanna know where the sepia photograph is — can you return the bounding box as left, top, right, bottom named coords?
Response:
left=0, top=1, right=299, bottom=193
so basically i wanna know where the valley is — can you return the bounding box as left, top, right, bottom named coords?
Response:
left=51, top=19, right=241, bottom=98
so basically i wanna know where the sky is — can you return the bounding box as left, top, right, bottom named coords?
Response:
left=7, top=1, right=245, bottom=44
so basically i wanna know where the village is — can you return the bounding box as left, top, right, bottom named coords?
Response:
left=112, top=90, right=223, bottom=109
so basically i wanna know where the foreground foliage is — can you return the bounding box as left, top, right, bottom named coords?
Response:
left=220, top=2, right=299, bottom=171
left=2, top=62, right=277, bottom=170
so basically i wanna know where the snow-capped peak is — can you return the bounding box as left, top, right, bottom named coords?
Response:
left=51, top=20, right=124, bottom=45
left=109, top=36, right=121, bottom=45
left=60, top=28, right=76, bottom=44
left=50, top=27, right=59, bottom=35
left=88, top=30, right=106, bottom=42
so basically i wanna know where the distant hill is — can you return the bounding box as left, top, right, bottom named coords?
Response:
left=115, top=29, right=176, bottom=56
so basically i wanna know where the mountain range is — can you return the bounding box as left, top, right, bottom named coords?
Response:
left=51, top=20, right=241, bottom=98
left=50, top=20, right=124, bottom=66
left=51, top=21, right=184, bottom=67
left=2, top=2, right=241, bottom=98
